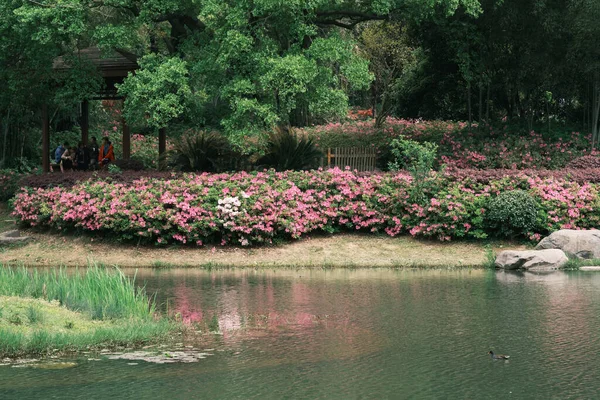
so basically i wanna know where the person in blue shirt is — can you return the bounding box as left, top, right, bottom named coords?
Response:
left=55, top=142, right=68, bottom=164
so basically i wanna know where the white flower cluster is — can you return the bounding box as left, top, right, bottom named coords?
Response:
left=217, top=196, right=250, bottom=246
left=217, top=196, right=242, bottom=217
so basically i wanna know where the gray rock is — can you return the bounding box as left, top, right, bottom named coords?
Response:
left=536, top=230, right=600, bottom=259
left=0, top=230, right=30, bottom=245
left=2, top=230, right=20, bottom=238
left=578, top=266, right=600, bottom=271
left=495, top=249, right=568, bottom=271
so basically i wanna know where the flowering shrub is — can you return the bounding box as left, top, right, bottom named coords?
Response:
left=12, top=168, right=600, bottom=245
left=444, top=168, right=600, bottom=185
left=567, top=155, right=600, bottom=169
left=437, top=129, right=592, bottom=170
left=347, top=108, right=374, bottom=121
left=300, top=119, right=592, bottom=170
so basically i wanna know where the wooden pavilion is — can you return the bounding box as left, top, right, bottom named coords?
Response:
left=43, top=47, right=166, bottom=172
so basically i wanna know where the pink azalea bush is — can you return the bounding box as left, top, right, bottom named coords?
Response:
left=12, top=168, right=600, bottom=245
left=300, top=118, right=594, bottom=170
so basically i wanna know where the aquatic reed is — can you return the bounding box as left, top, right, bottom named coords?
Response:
left=0, top=263, right=177, bottom=358
left=0, top=263, right=155, bottom=320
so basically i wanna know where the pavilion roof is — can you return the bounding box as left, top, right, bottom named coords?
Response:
left=53, top=47, right=138, bottom=78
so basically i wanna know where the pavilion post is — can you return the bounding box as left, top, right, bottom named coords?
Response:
left=81, top=99, right=89, bottom=146
left=42, top=104, right=50, bottom=173
left=158, top=127, right=166, bottom=169
left=122, top=119, right=130, bottom=161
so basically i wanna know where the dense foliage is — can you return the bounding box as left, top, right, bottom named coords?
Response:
left=302, top=118, right=597, bottom=170
left=12, top=169, right=600, bottom=245
left=1, top=0, right=598, bottom=171
left=0, top=0, right=481, bottom=165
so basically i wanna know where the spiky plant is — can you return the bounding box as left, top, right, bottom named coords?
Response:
left=257, top=126, right=323, bottom=171
left=164, top=131, right=232, bottom=172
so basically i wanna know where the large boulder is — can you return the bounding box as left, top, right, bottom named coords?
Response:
left=536, top=230, right=600, bottom=259
left=495, top=249, right=568, bottom=271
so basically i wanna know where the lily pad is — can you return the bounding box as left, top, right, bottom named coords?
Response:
left=31, top=362, right=78, bottom=370
left=107, top=350, right=214, bottom=364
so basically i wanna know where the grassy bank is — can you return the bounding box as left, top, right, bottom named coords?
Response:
left=0, top=265, right=176, bottom=358
left=1, top=201, right=524, bottom=268
left=0, top=232, right=523, bottom=269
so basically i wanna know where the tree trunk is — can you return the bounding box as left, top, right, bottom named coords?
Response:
left=592, top=72, right=600, bottom=149
left=547, top=99, right=551, bottom=134
left=158, top=127, right=166, bottom=169
left=583, top=92, right=587, bottom=132
left=1, top=109, right=10, bottom=168
left=486, top=82, right=490, bottom=123
left=478, top=81, right=483, bottom=126
left=371, top=85, right=377, bottom=121
left=20, top=124, right=26, bottom=160
left=467, top=81, right=472, bottom=128
left=507, top=87, right=513, bottom=120
left=375, top=91, right=388, bottom=128
left=589, top=81, right=593, bottom=133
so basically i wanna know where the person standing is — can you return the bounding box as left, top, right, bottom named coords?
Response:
left=60, top=145, right=75, bottom=172
left=75, top=141, right=89, bottom=170
left=88, top=137, right=100, bottom=170
left=98, top=137, right=115, bottom=168
left=55, top=142, right=67, bottom=164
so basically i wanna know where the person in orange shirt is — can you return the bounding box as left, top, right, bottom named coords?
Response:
left=99, top=137, right=115, bottom=167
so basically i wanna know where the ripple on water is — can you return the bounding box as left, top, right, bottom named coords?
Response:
left=2, top=269, right=600, bottom=400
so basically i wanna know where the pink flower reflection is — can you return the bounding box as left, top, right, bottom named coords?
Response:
left=174, top=284, right=203, bottom=324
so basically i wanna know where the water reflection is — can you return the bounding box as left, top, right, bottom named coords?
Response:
left=2, top=268, right=600, bottom=399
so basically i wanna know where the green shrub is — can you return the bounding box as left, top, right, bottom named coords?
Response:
left=8, top=313, right=22, bottom=325
left=486, top=190, right=541, bottom=238
left=26, top=305, right=45, bottom=324
left=107, top=164, right=123, bottom=174
left=258, top=127, right=323, bottom=171
left=389, top=137, right=438, bottom=202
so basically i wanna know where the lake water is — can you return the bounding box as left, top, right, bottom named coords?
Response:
left=1, top=268, right=600, bottom=399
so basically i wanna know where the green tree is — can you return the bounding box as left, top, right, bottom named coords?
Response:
left=359, top=22, right=418, bottom=127
left=1, top=0, right=482, bottom=159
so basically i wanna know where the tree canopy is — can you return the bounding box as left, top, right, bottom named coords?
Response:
left=0, top=0, right=480, bottom=161
left=2, top=0, right=599, bottom=167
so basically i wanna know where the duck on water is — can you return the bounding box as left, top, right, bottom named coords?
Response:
left=488, top=351, right=510, bottom=360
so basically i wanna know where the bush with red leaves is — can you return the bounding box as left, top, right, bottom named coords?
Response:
left=114, top=158, right=146, bottom=171
left=18, top=171, right=180, bottom=189
left=566, top=155, right=600, bottom=169
left=444, top=168, right=600, bottom=184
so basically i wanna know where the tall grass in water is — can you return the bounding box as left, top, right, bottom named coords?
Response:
left=0, top=321, right=174, bottom=357
left=484, top=246, right=496, bottom=269
left=0, top=263, right=155, bottom=320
